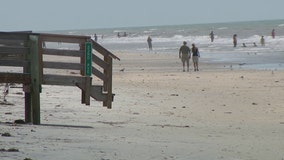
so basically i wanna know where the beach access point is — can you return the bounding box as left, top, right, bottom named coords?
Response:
left=0, top=31, right=120, bottom=124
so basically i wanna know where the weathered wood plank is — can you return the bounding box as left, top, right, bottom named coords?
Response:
left=0, top=39, right=27, bottom=46
left=104, top=57, right=113, bottom=109
left=92, top=54, right=109, bottom=69
left=43, top=62, right=83, bottom=70
left=0, top=32, right=30, bottom=41
left=90, top=85, right=107, bottom=101
left=90, top=85, right=114, bottom=102
left=0, top=73, right=31, bottom=84
left=0, top=46, right=30, bottom=54
left=92, top=66, right=106, bottom=81
left=0, top=54, right=25, bottom=60
left=91, top=39, right=120, bottom=60
left=29, top=35, right=41, bottom=125
left=43, top=74, right=86, bottom=86
left=0, top=60, right=29, bottom=67
left=43, top=48, right=83, bottom=57
left=40, top=33, right=89, bottom=44
left=76, top=84, right=108, bottom=102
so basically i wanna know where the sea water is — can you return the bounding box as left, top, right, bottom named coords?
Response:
left=49, top=19, right=284, bottom=70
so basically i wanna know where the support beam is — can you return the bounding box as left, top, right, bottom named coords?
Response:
left=29, top=35, right=41, bottom=125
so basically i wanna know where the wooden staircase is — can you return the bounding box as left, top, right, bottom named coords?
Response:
left=0, top=31, right=119, bottom=124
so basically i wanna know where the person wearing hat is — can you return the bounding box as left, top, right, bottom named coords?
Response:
left=179, top=41, right=191, bottom=72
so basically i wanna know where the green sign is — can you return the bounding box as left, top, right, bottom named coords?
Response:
left=85, top=42, right=92, bottom=76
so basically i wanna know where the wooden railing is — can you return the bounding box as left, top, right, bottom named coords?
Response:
left=0, top=32, right=119, bottom=124
left=0, top=32, right=32, bottom=87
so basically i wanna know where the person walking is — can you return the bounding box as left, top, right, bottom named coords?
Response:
left=191, top=43, right=200, bottom=71
left=3, top=83, right=9, bottom=102
left=179, top=41, right=191, bottom=72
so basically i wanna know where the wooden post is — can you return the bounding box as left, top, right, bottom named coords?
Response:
left=80, top=43, right=86, bottom=104
left=103, top=56, right=108, bottom=92
left=38, top=35, right=44, bottom=84
left=84, top=42, right=92, bottom=105
left=24, top=40, right=32, bottom=123
left=103, top=56, right=113, bottom=109
left=84, top=77, right=91, bottom=105
left=107, top=57, right=113, bottom=109
left=24, top=92, right=30, bottom=122
left=29, top=35, right=41, bottom=124
left=24, top=89, right=32, bottom=123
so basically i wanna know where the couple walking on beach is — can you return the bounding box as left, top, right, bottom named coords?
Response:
left=179, top=41, right=200, bottom=72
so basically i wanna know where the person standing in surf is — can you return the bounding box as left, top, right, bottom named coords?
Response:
left=271, top=29, right=275, bottom=39
left=260, top=36, right=265, bottom=46
left=233, top=34, right=237, bottom=47
left=94, top=33, right=98, bottom=42
left=209, top=31, right=214, bottom=42
left=147, top=36, right=153, bottom=51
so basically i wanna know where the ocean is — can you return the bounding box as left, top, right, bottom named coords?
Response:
left=49, top=19, right=284, bottom=70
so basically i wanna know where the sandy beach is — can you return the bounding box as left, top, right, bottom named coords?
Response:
left=1, top=52, right=284, bottom=160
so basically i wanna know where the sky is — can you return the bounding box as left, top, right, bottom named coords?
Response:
left=1, top=0, right=284, bottom=31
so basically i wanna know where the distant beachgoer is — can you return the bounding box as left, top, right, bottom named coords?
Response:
left=123, top=32, right=127, bottom=37
left=117, top=32, right=120, bottom=38
left=271, top=29, right=275, bottom=39
left=191, top=43, right=200, bottom=71
left=242, top=43, right=247, bottom=47
left=233, top=34, right=237, bottom=47
left=260, top=36, right=265, bottom=46
left=179, top=41, right=191, bottom=72
left=253, top=42, right=257, bottom=47
left=94, top=34, right=98, bottom=42
left=147, top=36, right=152, bottom=51
left=209, top=31, right=214, bottom=42
left=3, top=83, right=9, bottom=102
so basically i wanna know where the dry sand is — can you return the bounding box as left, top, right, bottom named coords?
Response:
left=1, top=52, right=284, bottom=160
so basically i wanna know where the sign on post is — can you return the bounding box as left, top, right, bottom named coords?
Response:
left=85, top=42, right=92, bottom=76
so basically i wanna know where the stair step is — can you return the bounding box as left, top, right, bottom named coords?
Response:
left=90, top=85, right=106, bottom=101
left=76, top=84, right=114, bottom=102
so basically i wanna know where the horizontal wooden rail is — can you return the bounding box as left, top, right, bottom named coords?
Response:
left=91, top=39, right=120, bottom=60
left=92, top=66, right=107, bottom=81
left=0, top=39, right=27, bottom=46
left=43, top=62, right=83, bottom=70
left=43, top=74, right=86, bottom=86
left=0, top=59, right=29, bottom=67
left=40, top=33, right=90, bottom=44
left=0, top=72, right=31, bottom=84
left=0, top=46, right=29, bottom=54
left=0, top=32, right=30, bottom=41
left=43, top=48, right=83, bottom=57
left=92, top=54, right=109, bottom=69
